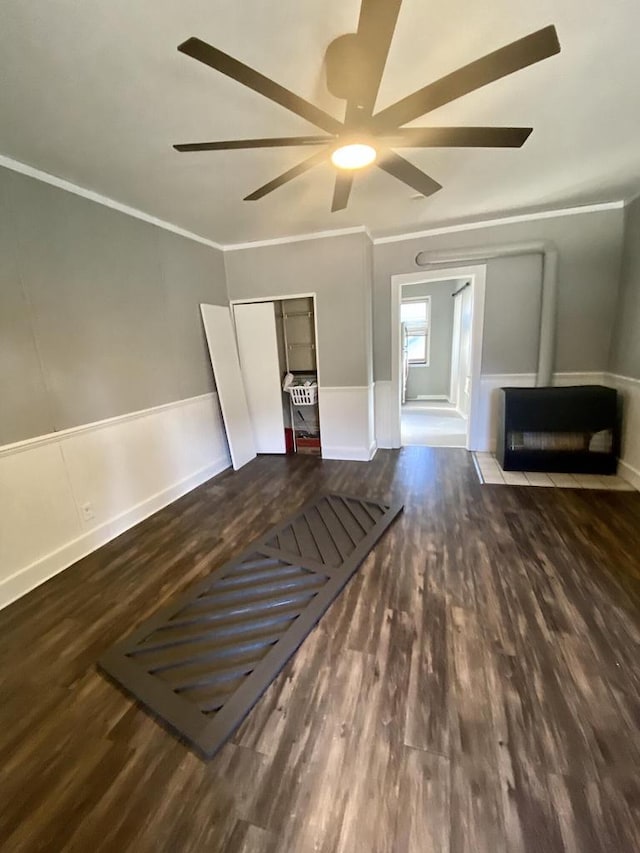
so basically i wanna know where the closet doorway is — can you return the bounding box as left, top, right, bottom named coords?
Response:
left=391, top=265, right=486, bottom=450
left=231, top=293, right=322, bottom=456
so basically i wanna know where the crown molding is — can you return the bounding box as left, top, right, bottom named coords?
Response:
left=0, top=154, right=224, bottom=251
left=372, top=201, right=625, bottom=245
left=0, top=152, right=626, bottom=252
left=223, top=225, right=372, bottom=251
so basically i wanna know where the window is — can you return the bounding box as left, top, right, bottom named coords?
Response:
left=401, top=298, right=430, bottom=365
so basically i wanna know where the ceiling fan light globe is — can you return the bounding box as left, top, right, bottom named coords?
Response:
left=331, top=143, right=377, bottom=170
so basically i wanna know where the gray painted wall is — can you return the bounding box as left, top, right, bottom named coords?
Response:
left=224, top=232, right=372, bottom=387
left=373, top=208, right=624, bottom=381
left=402, top=279, right=457, bottom=398
left=609, top=196, right=640, bottom=379
left=0, top=166, right=227, bottom=445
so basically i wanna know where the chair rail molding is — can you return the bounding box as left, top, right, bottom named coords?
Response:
left=0, top=393, right=231, bottom=610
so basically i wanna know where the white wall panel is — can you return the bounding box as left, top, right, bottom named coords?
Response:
left=0, top=393, right=230, bottom=610
left=0, top=442, right=81, bottom=580
left=320, top=387, right=374, bottom=461
left=607, top=373, right=640, bottom=488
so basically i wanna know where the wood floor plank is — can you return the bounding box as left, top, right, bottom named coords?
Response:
left=0, top=447, right=639, bottom=851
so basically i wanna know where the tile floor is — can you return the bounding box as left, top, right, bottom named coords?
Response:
left=472, top=452, right=636, bottom=490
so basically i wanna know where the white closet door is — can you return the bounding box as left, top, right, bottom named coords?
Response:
left=233, top=302, right=286, bottom=454
left=200, top=304, right=256, bottom=470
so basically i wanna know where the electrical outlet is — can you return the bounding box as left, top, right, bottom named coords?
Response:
left=81, top=502, right=95, bottom=521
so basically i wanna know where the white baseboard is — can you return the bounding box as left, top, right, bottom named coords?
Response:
left=617, top=459, right=640, bottom=490
left=0, top=456, right=228, bottom=610
left=0, top=393, right=231, bottom=611
left=408, top=394, right=449, bottom=401
left=322, top=445, right=373, bottom=462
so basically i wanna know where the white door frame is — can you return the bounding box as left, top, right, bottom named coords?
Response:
left=229, top=292, right=323, bottom=442
left=390, top=265, right=486, bottom=450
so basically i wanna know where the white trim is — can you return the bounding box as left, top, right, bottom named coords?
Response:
left=480, top=373, right=537, bottom=383
left=617, top=460, right=640, bottom=490
left=373, top=201, right=624, bottom=245
left=1, top=154, right=626, bottom=254
left=607, top=372, right=640, bottom=387
left=318, top=385, right=372, bottom=461
left=319, top=385, right=370, bottom=392
left=229, top=290, right=322, bottom=394
left=0, top=457, right=228, bottom=611
left=0, top=392, right=231, bottom=610
left=321, top=445, right=372, bottom=462
left=392, top=265, right=486, bottom=450
left=229, top=292, right=324, bottom=446
left=0, top=392, right=216, bottom=457
left=478, top=371, right=608, bottom=385
left=229, top=292, right=321, bottom=392
left=551, top=371, right=607, bottom=386
left=231, top=292, right=316, bottom=306
left=374, top=380, right=395, bottom=449
left=407, top=395, right=449, bottom=401
left=0, top=154, right=224, bottom=250
left=603, top=371, right=640, bottom=488
left=224, top=226, right=371, bottom=251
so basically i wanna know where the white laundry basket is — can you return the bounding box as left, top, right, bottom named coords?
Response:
left=287, top=385, right=318, bottom=406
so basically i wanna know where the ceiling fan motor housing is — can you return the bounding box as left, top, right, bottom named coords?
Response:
left=175, top=10, right=560, bottom=213
left=325, top=33, right=371, bottom=107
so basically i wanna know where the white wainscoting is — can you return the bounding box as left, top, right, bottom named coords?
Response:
left=319, top=386, right=376, bottom=461
left=367, top=384, right=377, bottom=460
left=376, top=371, right=638, bottom=474
left=0, top=393, right=230, bottom=610
left=606, top=373, right=640, bottom=489
left=476, top=373, right=536, bottom=452
left=374, top=380, right=397, bottom=449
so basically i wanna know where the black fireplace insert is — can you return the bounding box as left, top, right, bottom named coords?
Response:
left=497, top=385, right=619, bottom=474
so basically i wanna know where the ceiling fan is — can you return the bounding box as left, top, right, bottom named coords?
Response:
left=174, top=1, right=560, bottom=212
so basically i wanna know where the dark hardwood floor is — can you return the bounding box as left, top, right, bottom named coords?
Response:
left=1, top=448, right=639, bottom=852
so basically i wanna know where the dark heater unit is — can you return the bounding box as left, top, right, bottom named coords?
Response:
left=497, top=385, right=619, bottom=474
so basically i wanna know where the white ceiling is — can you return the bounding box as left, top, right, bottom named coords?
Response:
left=1, top=0, right=639, bottom=244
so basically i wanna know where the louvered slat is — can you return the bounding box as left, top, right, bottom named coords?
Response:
left=99, top=492, right=402, bottom=758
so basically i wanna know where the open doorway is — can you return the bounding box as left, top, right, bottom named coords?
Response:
left=400, top=278, right=469, bottom=446
left=391, top=265, right=486, bottom=450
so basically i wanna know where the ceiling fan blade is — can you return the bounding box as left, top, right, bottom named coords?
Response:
left=331, top=173, right=354, bottom=212
left=377, top=148, right=442, bottom=197
left=244, top=148, right=330, bottom=201
left=178, top=37, right=344, bottom=135
left=384, top=126, right=533, bottom=148
left=174, top=135, right=333, bottom=152
left=344, top=0, right=402, bottom=125
left=372, top=25, right=560, bottom=132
